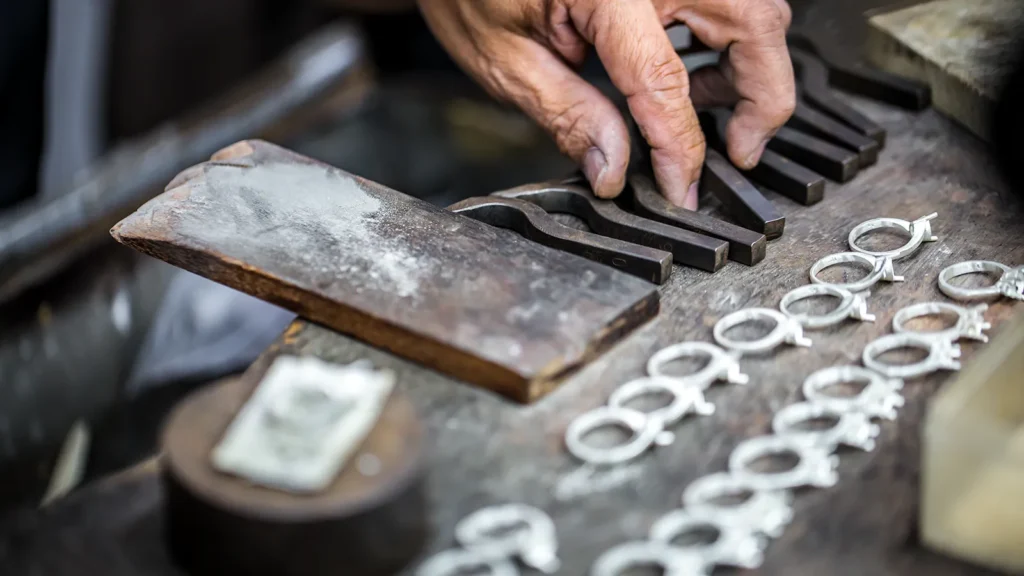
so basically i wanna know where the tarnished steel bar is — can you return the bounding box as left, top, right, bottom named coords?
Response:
left=449, top=196, right=673, bottom=284
left=494, top=182, right=729, bottom=272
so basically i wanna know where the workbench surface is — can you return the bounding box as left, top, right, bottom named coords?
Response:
left=2, top=85, right=1022, bottom=576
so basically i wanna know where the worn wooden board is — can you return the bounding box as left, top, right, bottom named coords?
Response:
left=866, top=0, right=1024, bottom=140
left=6, top=91, right=1024, bottom=575
left=109, top=140, right=659, bottom=403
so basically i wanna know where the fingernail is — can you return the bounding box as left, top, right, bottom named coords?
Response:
left=583, top=147, right=608, bottom=193
left=683, top=182, right=699, bottom=210
left=744, top=138, right=770, bottom=168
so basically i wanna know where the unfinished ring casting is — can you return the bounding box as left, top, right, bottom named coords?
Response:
left=609, top=377, right=715, bottom=424
left=862, top=333, right=962, bottom=379
left=564, top=406, right=671, bottom=466
left=681, top=472, right=794, bottom=539
left=937, top=261, right=1024, bottom=302
left=848, top=212, right=938, bottom=260
left=649, top=509, right=767, bottom=570
left=779, top=284, right=876, bottom=329
left=728, top=435, right=840, bottom=491
left=646, top=342, right=750, bottom=388
left=454, top=504, right=560, bottom=574
left=809, top=252, right=904, bottom=292
left=713, top=308, right=813, bottom=354
left=892, top=302, right=991, bottom=343
left=801, top=366, right=905, bottom=421
left=590, top=541, right=705, bottom=576
left=772, top=402, right=881, bottom=452
left=415, top=548, right=519, bottom=576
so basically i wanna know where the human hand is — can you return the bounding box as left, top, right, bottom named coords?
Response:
left=417, top=0, right=794, bottom=209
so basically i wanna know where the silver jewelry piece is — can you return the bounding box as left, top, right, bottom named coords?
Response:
left=682, top=472, right=794, bottom=538
left=779, top=284, right=875, bottom=329
left=565, top=406, right=671, bottom=466
left=649, top=509, right=767, bottom=570
left=646, top=342, right=749, bottom=389
left=771, top=402, right=881, bottom=452
left=415, top=548, right=519, bottom=576
left=454, top=504, right=560, bottom=573
left=892, top=302, right=991, bottom=343
left=848, top=212, right=938, bottom=261
left=809, top=252, right=904, bottom=292
left=590, top=541, right=707, bottom=576
left=862, top=333, right=962, bottom=379
left=937, top=261, right=1024, bottom=302
left=608, top=377, right=715, bottom=425
left=728, top=435, right=839, bottom=491
left=712, top=308, right=813, bottom=354
left=802, top=366, right=905, bottom=421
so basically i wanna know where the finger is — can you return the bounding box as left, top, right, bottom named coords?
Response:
left=671, top=0, right=795, bottom=169
left=498, top=35, right=632, bottom=197
left=568, top=0, right=705, bottom=207
left=771, top=0, right=793, bottom=30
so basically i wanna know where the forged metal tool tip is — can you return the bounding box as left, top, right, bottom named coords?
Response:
left=790, top=47, right=887, bottom=145
left=702, top=109, right=825, bottom=206
left=623, top=174, right=767, bottom=265
left=448, top=196, right=673, bottom=284
left=788, top=100, right=881, bottom=166
left=700, top=149, right=786, bottom=239
left=788, top=34, right=932, bottom=111
left=767, top=126, right=861, bottom=183
left=494, top=182, right=729, bottom=272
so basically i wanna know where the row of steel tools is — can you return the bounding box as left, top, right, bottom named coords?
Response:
left=416, top=212, right=1024, bottom=575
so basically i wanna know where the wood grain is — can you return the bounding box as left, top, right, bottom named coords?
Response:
left=866, top=0, right=1023, bottom=140
left=110, top=140, right=659, bottom=403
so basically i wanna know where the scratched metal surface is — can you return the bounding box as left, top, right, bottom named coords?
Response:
left=1, top=88, right=1020, bottom=576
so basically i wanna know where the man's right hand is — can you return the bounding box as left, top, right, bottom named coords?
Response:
left=416, top=0, right=795, bottom=209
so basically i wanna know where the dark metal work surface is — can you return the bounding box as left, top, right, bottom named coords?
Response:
left=494, top=181, right=729, bottom=273
left=701, top=149, right=787, bottom=239
left=111, top=141, right=659, bottom=404
left=448, top=196, right=673, bottom=284
left=623, top=174, right=768, bottom=266
left=0, top=89, right=1019, bottom=576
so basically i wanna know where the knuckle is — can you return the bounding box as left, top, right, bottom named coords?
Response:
left=546, top=99, right=592, bottom=155
left=727, top=0, right=786, bottom=41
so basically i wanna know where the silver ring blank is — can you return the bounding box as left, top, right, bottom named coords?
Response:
left=809, top=252, right=904, bottom=292
left=779, top=284, right=875, bottom=329
left=713, top=308, right=812, bottom=354
left=608, top=377, right=714, bottom=424
left=937, top=261, right=1021, bottom=301
left=861, top=333, right=962, bottom=379
left=681, top=472, right=794, bottom=538
left=649, top=509, right=766, bottom=570
left=590, top=541, right=704, bottom=576
left=892, top=302, right=991, bottom=342
left=728, top=435, right=839, bottom=491
left=454, top=504, right=560, bottom=573
left=801, top=366, right=905, bottom=421
left=847, top=213, right=938, bottom=260
left=564, top=406, right=669, bottom=465
left=646, top=342, right=749, bottom=388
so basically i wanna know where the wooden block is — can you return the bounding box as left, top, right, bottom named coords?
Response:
left=866, top=0, right=1023, bottom=140
left=110, top=140, right=659, bottom=403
